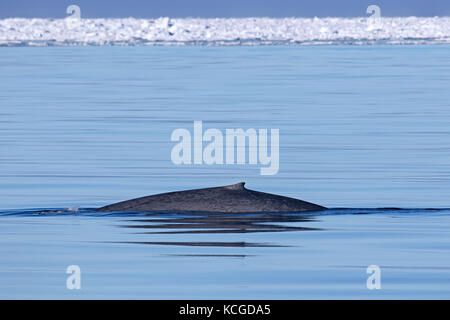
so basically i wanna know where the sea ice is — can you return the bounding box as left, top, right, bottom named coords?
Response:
left=0, top=17, right=449, bottom=46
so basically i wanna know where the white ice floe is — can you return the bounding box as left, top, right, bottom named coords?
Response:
left=1, top=17, right=450, bottom=46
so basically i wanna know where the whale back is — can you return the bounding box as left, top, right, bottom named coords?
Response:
left=96, top=182, right=326, bottom=213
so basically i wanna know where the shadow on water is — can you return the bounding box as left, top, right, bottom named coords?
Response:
left=112, top=212, right=320, bottom=248
left=121, top=213, right=319, bottom=234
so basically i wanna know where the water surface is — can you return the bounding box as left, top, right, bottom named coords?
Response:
left=0, top=45, right=449, bottom=298
left=1, top=208, right=450, bottom=299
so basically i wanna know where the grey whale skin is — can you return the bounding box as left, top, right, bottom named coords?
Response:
left=96, top=182, right=326, bottom=213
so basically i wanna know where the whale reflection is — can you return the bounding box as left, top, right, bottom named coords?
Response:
left=112, top=212, right=321, bottom=248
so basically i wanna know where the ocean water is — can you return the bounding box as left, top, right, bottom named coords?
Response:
left=1, top=45, right=450, bottom=299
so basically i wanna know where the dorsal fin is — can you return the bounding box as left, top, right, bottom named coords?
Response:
left=223, top=182, right=246, bottom=191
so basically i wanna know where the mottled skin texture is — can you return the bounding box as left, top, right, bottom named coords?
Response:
left=96, top=182, right=326, bottom=213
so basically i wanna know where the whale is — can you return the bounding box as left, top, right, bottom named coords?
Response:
left=96, top=182, right=326, bottom=213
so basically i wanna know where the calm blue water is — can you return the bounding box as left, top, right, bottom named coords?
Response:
left=0, top=45, right=450, bottom=299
